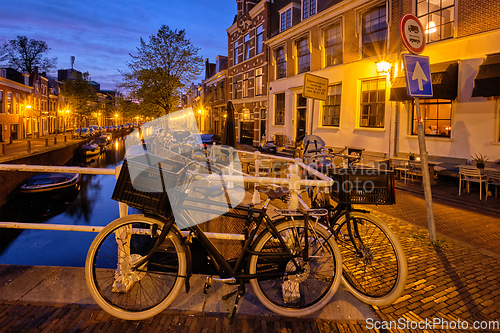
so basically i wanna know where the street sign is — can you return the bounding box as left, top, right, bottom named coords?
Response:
left=399, top=14, right=425, bottom=54
left=303, top=73, right=328, bottom=101
left=403, top=54, right=433, bottom=97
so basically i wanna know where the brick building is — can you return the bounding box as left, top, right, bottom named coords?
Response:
left=264, top=0, right=500, bottom=161
left=227, top=0, right=272, bottom=146
left=0, top=68, right=31, bottom=142
left=204, top=56, right=229, bottom=134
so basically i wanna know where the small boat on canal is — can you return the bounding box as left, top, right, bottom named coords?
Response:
left=81, top=142, right=100, bottom=156
left=20, top=173, right=81, bottom=194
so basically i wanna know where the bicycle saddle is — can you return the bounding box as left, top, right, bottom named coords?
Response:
left=256, top=185, right=289, bottom=199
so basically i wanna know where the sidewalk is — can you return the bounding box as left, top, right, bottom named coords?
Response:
left=0, top=132, right=85, bottom=164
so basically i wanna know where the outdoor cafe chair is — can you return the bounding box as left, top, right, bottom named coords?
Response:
left=459, top=166, right=488, bottom=200
left=486, top=169, right=500, bottom=200
left=392, top=159, right=409, bottom=184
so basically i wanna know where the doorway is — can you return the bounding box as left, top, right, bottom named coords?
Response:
left=10, top=123, right=19, bottom=141
left=295, top=94, right=307, bottom=145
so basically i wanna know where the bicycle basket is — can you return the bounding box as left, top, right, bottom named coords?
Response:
left=329, top=168, right=395, bottom=205
left=112, top=153, right=186, bottom=214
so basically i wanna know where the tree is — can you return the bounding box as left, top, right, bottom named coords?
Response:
left=60, top=72, right=98, bottom=132
left=120, top=25, right=203, bottom=117
left=0, top=36, right=57, bottom=74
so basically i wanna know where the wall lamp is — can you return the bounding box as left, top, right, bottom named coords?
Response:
left=376, top=61, right=392, bottom=74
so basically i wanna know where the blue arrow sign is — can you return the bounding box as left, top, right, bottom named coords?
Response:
left=403, top=54, right=433, bottom=97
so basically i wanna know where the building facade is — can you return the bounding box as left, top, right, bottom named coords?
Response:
left=204, top=56, right=229, bottom=135
left=264, top=0, right=500, bottom=161
left=0, top=68, right=31, bottom=142
left=227, top=0, right=271, bottom=146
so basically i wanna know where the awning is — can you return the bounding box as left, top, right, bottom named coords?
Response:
left=472, top=53, right=500, bottom=98
left=390, top=61, right=459, bottom=101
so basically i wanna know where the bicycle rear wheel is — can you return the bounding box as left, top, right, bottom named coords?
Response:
left=85, top=214, right=187, bottom=320
left=248, top=219, right=342, bottom=317
left=335, top=212, right=407, bottom=305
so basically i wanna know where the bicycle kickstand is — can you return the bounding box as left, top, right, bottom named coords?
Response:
left=229, top=283, right=245, bottom=322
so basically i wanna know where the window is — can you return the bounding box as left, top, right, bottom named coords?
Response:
left=275, top=93, right=285, bottom=125
left=255, top=68, right=263, bottom=96
left=324, top=23, right=343, bottom=67
left=275, top=47, right=286, bottom=79
left=234, top=41, right=239, bottom=65
left=412, top=99, right=452, bottom=137
left=360, top=78, right=386, bottom=128
left=323, top=84, right=342, bottom=126
left=302, top=0, right=316, bottom=20
left=256, top=25, right=263, bottom=54
left=15, top=94, right=20, bottom=114
left=281, top=9, right=292, bottom=32
left=362, top=5, right=387, bottom=58
left=297, top=38, right=310, bottom=74
left=233, top=77, right=238, bottom=99
left=244, top=34, right=250, bottom=61
left=220, top=81, right=224, bottom=100
left=243, top=73, right=249, bottom=98
left=0, top=91, right=3, bottom=114
left=417, top=0, right=454, bottom=43
left=7, top=93, right=12, bottom=114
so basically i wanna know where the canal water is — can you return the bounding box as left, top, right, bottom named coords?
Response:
left=0, top=137, right=140, bottom=267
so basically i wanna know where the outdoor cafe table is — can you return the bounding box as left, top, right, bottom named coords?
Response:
left=390, top=157, right=443, bottom=185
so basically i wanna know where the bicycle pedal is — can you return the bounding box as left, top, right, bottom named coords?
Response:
left=183, top=232, right=193, bottom=245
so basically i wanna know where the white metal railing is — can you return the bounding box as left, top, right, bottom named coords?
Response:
left=0, top=149, right=331, bottom=236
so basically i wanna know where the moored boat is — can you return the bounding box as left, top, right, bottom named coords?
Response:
left=81, top=142, right=100, bottom=156
left=20, top=173, right=80, bottom=194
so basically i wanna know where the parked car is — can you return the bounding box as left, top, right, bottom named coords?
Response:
left=89, top=125, right=100, bottom=134
left=80, top=128, right=90, bottom=138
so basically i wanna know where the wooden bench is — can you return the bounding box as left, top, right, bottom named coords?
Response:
left=427, top=155, right=468, bottom=178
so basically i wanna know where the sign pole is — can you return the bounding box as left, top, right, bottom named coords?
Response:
left=414, top=97, right=437, bottom=242
left=310, top=99, right=315, bottom=135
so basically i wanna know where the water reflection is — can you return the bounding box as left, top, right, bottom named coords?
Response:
left=0, top=136, right=127, bottom=267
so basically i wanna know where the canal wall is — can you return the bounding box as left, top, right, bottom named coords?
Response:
left=0, top=141, right=83, bottom=206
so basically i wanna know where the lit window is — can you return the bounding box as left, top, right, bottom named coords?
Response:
left=243, top=73, right=249, bottom=98
left=323, top=84, right=342, bottom=127
left=362, top=5, right=387, bottom=58
left=297, top=38, right=310, bottom=74
left=256, top=25, right=264, bottom=54
left=233, top=77, right=238, bottom=99
left=234, top=41, right=239, bottom=65
left=275, top=93, right=285, bottom=125
left=15, top=94, right=20, bottom=114
left=220, top=81, right=224, bottom=100
left=255, top=68, right=263, bottom=96
left=0, top=91, right=4, bottom=114
left=417, top=0, right=454, bottom=43
left=244, top=34, right=250, bottom=61
left=360, top=78, right=386, bottom=128
left=412, top=99, right=452, bottom=137
left=324, top=23, right=343, bottom=67
left=275, top=47, right=286, bottom=79
left=7, top=93, right=12, bottom=114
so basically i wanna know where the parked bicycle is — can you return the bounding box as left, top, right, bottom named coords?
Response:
left=301, top=146, right=407, bottom=306
left=85, top=151, right=342, bottom=320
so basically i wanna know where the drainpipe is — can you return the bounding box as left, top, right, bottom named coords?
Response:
left=393, top=0, right=403, bottom=157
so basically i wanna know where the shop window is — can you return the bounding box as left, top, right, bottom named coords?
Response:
left=412, top=99, right=452, bottom=137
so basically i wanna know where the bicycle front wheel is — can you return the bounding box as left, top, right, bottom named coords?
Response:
left=335, top=212, right=407, bottom=305
left=85, top=214, right=187, bottom=320
left=248, top=219, right=342, bottom=317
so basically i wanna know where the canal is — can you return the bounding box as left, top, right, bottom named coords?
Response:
left=0, top=136, right=138, bottom=267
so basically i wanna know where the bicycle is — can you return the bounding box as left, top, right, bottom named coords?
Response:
left=85, top=153, right=342, bottom=320
left=299, top=147, right=407, bottom=306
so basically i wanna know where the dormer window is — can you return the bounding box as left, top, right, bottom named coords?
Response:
left=280, top=8, right=292, bottom=32
left=302, top=0, right=316, bottom=20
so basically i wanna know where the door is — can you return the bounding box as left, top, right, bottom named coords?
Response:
left=10, top=124, right=19, bottom=141
left=240, top=121, right=254, bottom=145
left=295, top=94, right=307, bottom=146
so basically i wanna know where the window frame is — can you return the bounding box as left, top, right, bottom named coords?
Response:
left=411, top=98, right=452, bottom=138
left=256, top=25, right=264, bottom=54
left=233, top=77, right=238, bottom=100
left=7, top=92, right=12, bottom=114
left=323, top=21, right=343, bottom=67
left=359, top=78, right=386, bottom=128
left=275, top=46, right=287, bottom=79
left=302, top=0, right=316, bottom=20
left=296, top=37, right=311, bottom=74
left=280, top=7, right=292, bottom=32
left=244, top=33, right=250, bottom=61
left=416, top=0, right=455, bottom=44
left=275, top=93, right=285, bottom=126
left=322, top=84, right=342, bottom=127
left=255, top=68, right=263, bottom=96
left=243, top=73, right=249, bottom=98
left=361, top=4, right=388, bottom=58
left=234, top=41, right=239, bottom=65
left=0, top=90, right=3, bottom=114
